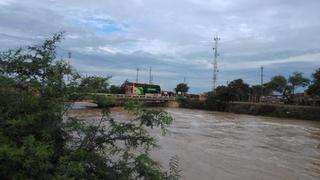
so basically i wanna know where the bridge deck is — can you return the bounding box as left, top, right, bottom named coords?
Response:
left=95, top=93, right=177, bottom=101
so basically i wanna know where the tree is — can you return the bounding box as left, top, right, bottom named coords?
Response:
left=214, top=85, right=231, bottom=102
left=227, top=79, right=250, bottom=101
left=0, top=33, right=75, bottom=179
left=0, top=33, right=178, bottom=179
left=175, top=83, right=189, bottom=95
left=204, top=85, right=231, bottom=111
left=307, top=68, right=320, bottom=97
left=288, top=72, right=310, bottom=95
left=109, top=85, right=121, bottom=94
left=80, top=76, right=110, bottom=93
left=109, top=81, right=126, bottom=94
left=250, top=85, right=262, bottom=96
left=267, top=75, right=287, bottom=95
left=250, top=84, right=272, bottom=96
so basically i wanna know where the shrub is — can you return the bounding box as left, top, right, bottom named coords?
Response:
left=93, top=95, right=117, bottom=108
left=0, top=33, right=178, bottom=179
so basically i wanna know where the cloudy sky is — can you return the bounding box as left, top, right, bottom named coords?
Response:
left=0, top=0, right=319, bottom=93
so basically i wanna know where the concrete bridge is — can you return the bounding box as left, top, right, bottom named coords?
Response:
left=94, top=93, right=180, bottom=107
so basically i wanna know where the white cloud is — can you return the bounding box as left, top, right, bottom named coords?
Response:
left=75, top=64, right=180, bottom=79
left=221, top=52, right=320, bottom=70
left=98, top=46, right=123, bottom=54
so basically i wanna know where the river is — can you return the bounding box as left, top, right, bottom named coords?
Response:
left=69, top=103, right=320, bottom=180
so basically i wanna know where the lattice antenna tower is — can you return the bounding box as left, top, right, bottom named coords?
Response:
left=213, top=35, right=220, bottom=91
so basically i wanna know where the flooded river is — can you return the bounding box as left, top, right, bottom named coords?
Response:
left=70, top=104, right=320, bottom=180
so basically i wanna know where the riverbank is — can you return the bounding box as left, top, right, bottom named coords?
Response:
left=77, top=96, right=320, bottom=120
left=228, top=102, right=320, bottom=120
left=178, top=99, right=320, bottom=121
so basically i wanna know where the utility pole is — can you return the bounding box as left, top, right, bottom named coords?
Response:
left=183, top=77, right=186, bottom=84
left=67, top=51, right=72, bottom=82
left=213, top=35, right=220, bottom=91
left=68, top=51, right=72, bottom=59
left=149, top=67, right=152, bottom=84
left=260, top=66, right=264, bottom=96
left=136, top=68, right=139, bottom=83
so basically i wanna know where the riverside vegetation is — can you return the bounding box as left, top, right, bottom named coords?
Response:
left=0, top=33, right=181, bottom=179
left=178, top=72, right=320, bottom=120
left=179, top=97, right=320, bottom=120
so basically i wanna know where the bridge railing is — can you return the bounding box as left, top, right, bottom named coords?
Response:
left=95, top=93, right=176, bottom=101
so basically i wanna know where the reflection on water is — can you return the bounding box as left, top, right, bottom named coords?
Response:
left=69, top=103, right=320, bottom=180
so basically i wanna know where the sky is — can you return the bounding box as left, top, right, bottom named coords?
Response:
left=0, top=0, right=319, bottom=93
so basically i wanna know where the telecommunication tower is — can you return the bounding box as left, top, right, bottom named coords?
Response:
left=212, top=36, right=220, bottom=91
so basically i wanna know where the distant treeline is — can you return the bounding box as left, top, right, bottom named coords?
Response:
left=204, top=69, right=320, bottom=105
left=178, top=69, right=320, bottom=120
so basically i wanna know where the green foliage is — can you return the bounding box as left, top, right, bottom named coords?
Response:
left=93, top=95, right=117, bottom=108
left=178, top=98, right=206, bottom=109
left=263, top=72, right=309, bottom=102
left=124, top=99, right=144, bottom=114
left=135, top=154, right=163, bottom=179
left=228, top=103, right=320, bottom=120
left=227, top=79, right=250, bottom=101
left=307, top=68, right=320, bottom=97
left=268, top=75, right=287, bottom=95
left=80, top=76, right=110, bottom=93
left=288, top=72, right=310, bottom=95
left=0, top=32, right=74, bottom=179
left=109, top=82, right=126, bottom=94
left=0, top=33, right=176, bottom=179
left=205, top=98, right=227, bottom=111
left=203, top=88, right=230, bottom=111
left=250, top=84, right=272, bottom=96
left=62, top=104, right=174, bottom=179
left=175, top=83, right=189, bottom=94
left=137, top=109, right=174, bottom=135
left=178, top=79, right=249, bottom=111
left=109, top=85, right=123, bottom=94
left=214, top=85, right=231, bottom=101
left=250, top=85, right=262, bottom=96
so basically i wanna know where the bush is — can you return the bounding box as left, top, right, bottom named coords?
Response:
left=228, top=102, right=320, bottom=120
left=0, top=33, right=178, bottom=179
left=257, top=105, right=277, bottom=114
left=178, top=98, right=206, bottom=109
left=93, top=95, right=117, bottom=108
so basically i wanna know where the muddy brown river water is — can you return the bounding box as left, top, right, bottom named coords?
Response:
left=69, top=103, right=320, bottom=180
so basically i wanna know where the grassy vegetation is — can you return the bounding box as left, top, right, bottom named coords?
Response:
left=178, top=98, right=320, bottom=121
left=228, top=102, right=320, bottom=120
left=92, top=95, right=118, bottom=107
